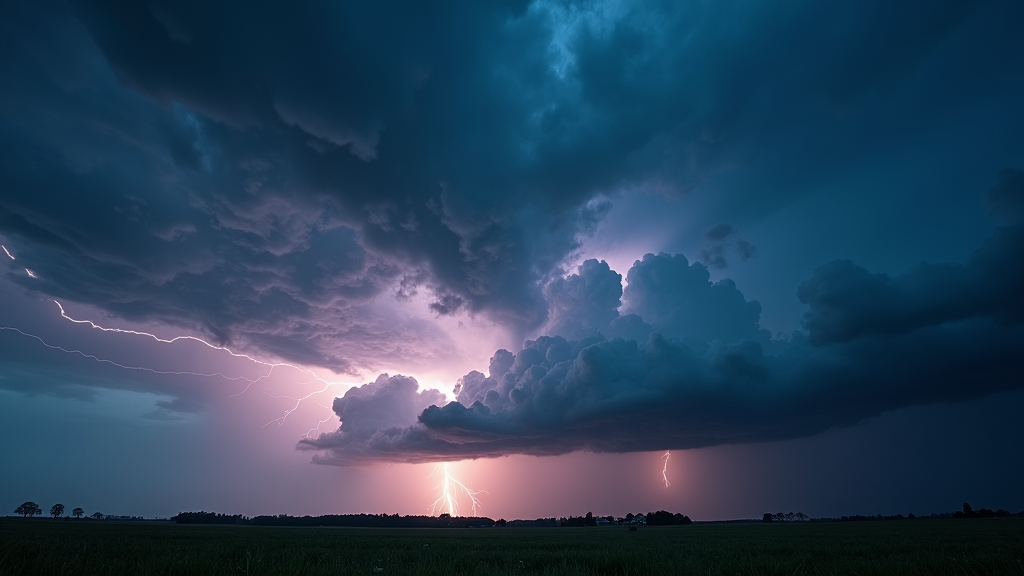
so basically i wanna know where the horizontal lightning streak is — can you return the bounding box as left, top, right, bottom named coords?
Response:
left=0, top=326, right=266, bottom=384
left=1, top=298, right=346, bottom=427
left=54, top=301, right=334, bottom=387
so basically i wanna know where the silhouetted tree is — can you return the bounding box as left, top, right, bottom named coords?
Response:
left=50, top=504, right=65, bottom=519
left=796, top=512, right=807, bottom=522
left=15, top=502, right=42, bottom=518
left=91, top=512, right=103, bottom=520
left=625, top=513, right=635, bottom=523
left=646, top=510, right=692, bottom=525
left=762, top=513, right=773, bottom=523
left=584, top=512, right=596, bottom=526
left=962, top=502, right=974, bottom=517
left=72, top=507, right=84, bottom=519
left=495, top=518, right=507, bottom=527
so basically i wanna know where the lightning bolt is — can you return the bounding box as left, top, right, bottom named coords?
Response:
left=1, top=296, right=345, bottom=427
left=2, top=245, right=14, bottom=259
left=661, top=451, right=671, bottom=487
left=302, top=413, right=336, bottom=439
left=429, top=463, right=484, bottom=517
left=53, top=301, right=333, bottom=386
left=0, top=325, right=269, bottom=385
left=50, top=300, right=349, bottom=424
left=300, top=401, right=337, bottom=438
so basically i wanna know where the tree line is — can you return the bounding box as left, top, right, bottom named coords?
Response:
left=761, top=512, right=809, bottom=523
left=558, top=511, right=692, bottom=527
left=172, top=511, right=498, bottom=528
left=14, top=502, right=95, bottom=520
left=763, top=502, right=1023, bottom=523
left=169, top=510, right=693, bottom=528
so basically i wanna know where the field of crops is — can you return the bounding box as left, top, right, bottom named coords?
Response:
left=1, top=517, right=1021, bottom=575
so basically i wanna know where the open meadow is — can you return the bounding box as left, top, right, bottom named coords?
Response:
left=1, top=517, right=1021, bottom=575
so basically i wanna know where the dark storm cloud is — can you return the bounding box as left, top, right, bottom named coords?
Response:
left=1, top=0, right=1008, bottom=377
left=301, top=175, right=1024, bottom=464
left=698, top=224, right=756, bottom=269
left=799, top=169, right=1024, bottom=345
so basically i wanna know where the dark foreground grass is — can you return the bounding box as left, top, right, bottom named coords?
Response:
left=1, top=517, right=1022, bottom=575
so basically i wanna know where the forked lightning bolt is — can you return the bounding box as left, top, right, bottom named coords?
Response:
left=301, top=402, right=337, bottom=438
left=0, top=325, right=269, bottom=384
left=1, top=298, right=343, bottom=428
left=429, top=463, right=484, bottom=517
left=661, top=451, right=671, bottom=487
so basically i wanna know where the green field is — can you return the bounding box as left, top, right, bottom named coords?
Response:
left=1, top=518, right=1021, bottom=575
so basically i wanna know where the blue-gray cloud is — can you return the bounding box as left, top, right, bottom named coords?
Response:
left=798, top=169, right=1024, bottom=345
left=0, top=0, right=1019, bottom=384
left=301, top=174, right=1024, bottom=463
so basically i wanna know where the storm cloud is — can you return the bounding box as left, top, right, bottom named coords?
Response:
left=301, top=175, right=1024, bottom=464
left=2, top=0, right=1012, bottom=379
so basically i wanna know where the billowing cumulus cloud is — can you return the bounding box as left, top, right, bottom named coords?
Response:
left=301, top=176, right=1024, bottom=464
left=1, top=0, right=1009, bottom=382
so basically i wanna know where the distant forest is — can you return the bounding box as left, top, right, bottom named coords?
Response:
left=169, top=510, right=693, bottom=528
left=161, top=503, right=1022, bottom=528
left=13, top=501, right=1021, bottom=526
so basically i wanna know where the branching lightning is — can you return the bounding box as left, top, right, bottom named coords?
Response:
left=661, top=451, right=671, bottom=487
left=429, top=463, right=484, bottom=517
left=303, top=414, right=336, bottom=439
left=0, top=325, right=269, bottom=384
left=0, top=294, right=345, bottom=428
left=50, top=300, right=348, bottom=425
left=299, top=401, right=337, bottom=438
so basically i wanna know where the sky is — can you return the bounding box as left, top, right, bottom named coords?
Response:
left=1, top=0, right=1022, bottom=522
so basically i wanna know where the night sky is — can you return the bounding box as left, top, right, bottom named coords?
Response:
left=1, top=0, right=1022, bottom=522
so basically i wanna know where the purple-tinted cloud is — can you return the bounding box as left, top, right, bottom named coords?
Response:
left=1, top=0, right=1006, bottom=380
left=302, top=175, right=1024, bottom=463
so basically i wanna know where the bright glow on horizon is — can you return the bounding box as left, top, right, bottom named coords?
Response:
left=429, top=462, right=484, bottom=517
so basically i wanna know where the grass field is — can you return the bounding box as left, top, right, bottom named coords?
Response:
left=1, top=517, right=1021, bottom=575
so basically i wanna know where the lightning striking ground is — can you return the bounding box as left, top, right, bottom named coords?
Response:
left=661, top=451, right=671, bottom=487
left=429, top=463, right=484, bottom=517
left=3, top=244, right=490, bottom=512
